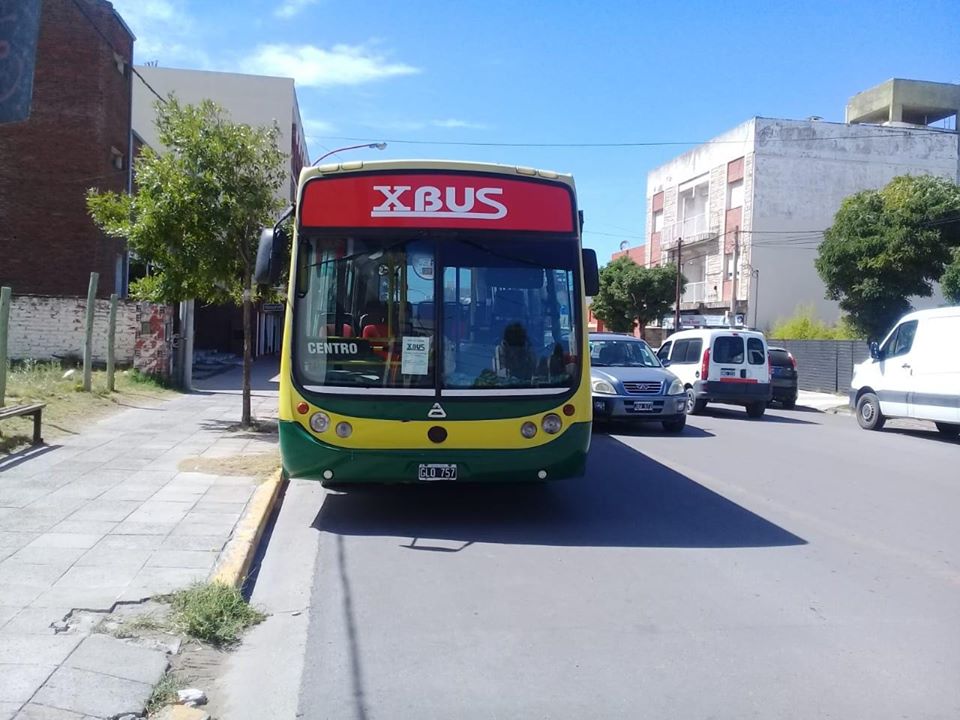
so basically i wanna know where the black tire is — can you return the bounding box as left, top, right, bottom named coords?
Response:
left=781, top=399, right=796, bottom=410
left=935, top=422, right=960, bottom=439
left=662, top=416, right=686, bottom=433
left=746, top=402, right=766, bottom=419
left=856, top=392, right=885, bottom=431
left=685, top=387, right=707, bottom=415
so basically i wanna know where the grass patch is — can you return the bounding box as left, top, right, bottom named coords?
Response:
left=169, top=582, right=265, bottom=647
left=178, top=452, right=280, bottom=481
left=0, top=361, right=177, bottom=456
left=146, top=671, right=182, bottom=715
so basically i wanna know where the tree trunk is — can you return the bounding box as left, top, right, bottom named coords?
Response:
left=242, top=267, right=253, bottom=428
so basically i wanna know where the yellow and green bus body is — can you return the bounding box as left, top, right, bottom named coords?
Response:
left=273, top=160, right=594, bottom=485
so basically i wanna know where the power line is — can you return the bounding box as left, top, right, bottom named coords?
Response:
left=68, top=0, right=166, bottom=105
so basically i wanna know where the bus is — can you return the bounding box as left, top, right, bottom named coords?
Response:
left=255, top=160, right=599, bottom=485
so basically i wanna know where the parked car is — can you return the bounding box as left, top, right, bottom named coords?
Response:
left=657, top=328, right=773, bottom=418
left=589, top=333, right=687, bottom=432
left=768, top=346, right=799, bottom=409
left=850, top=306, right=960, bottom=438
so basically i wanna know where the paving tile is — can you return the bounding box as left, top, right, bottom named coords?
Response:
left=73, top=547, right=152, bottom=570
left=121, top=567, right=208, bottom=599
left=30, top=587, right=124, bottom=611
left=180, top=511, right=242, bottom=525
left=0, top=585, right=43, bottom=607
left=0, top=562, right=66, bottom=588
left=0, top=607, right=72, bottom=635
left=0, top=488, right=50, bottom=509
left=159, top=535, right=227, bottom=552
left=6, top=546, right=86, bottom=569
left=25, top=535, right=102, bottom=551
left=32, top=666, right=152, bottom=718
left=89, top=534, right=164, bottom=551
left=189, top=500, right=248, bottom=515
left=0, top=702, right=18, bottom=720
left=128, top=470, right=177, bottom=484
left=0, top=664, right=56, bottom=703
left=169, top=520, right=235, bottom=537
left=0, top=634, right=83, bottom=666
left=14, top=702, right=89, bottom=719
left=0, top=533, right=40, bottom=550
left=48, top=522, right=117, bottom=536
left=145, top=550, right=218, bottom=570
left=110, top=522, right=177, bottom=536
left=67, top=501, right=140, bottom=523
left=97, top=485, right=160, bottom=502
left=0, top=515, right=61, bottom=534
left=65, top=634, right=168, bottom=685
left=200, top=487, right=254, bottom=503
left=0, top=606, right=20, bottom=629
left=50, top=566, right=140, bottom=590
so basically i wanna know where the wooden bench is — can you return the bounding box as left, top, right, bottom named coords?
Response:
left=0, top=402, right=46, bottom=445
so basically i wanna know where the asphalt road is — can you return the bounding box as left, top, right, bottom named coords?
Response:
left=218, top=406, right=960, bottom=720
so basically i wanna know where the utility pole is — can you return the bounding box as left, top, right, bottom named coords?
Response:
left=729, top=226, right=739, bottom=327
left=752, top=268, right=760, bottom=329
left=673, top=238, right=682, bottom=331
left=82, top=273, right=99, bottom=391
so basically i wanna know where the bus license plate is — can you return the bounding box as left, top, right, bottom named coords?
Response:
left=418, top=463, right=457, bottom=481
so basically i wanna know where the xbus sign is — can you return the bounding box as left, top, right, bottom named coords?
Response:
left=301, top=173, right=575, bottom=232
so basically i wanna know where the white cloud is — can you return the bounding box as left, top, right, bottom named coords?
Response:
left=109, top=0, right=208, bottom=66
left=243, top=44, right=419, bottom=87
left=432, top=119, right=487, bottom=130
left=275, top=0, right=320, bottom=19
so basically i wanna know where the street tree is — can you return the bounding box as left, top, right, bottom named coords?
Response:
left=590, top=257, right=683, bottom=338
left=815, top=174, right=960, bottom=339
left=87, top=98, right=286, bottom=427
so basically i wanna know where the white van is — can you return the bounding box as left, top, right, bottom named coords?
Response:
left=657, top=328, right=772, bottom=418
left=850, top=307, right=960, bottom=438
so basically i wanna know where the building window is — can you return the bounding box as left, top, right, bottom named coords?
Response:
left=653, top=210, right=663, bottom=233
left=726, top=253, right=735, bottom=279
left=727, top=179, right=743, bottom=209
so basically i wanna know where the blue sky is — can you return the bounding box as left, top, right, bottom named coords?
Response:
left=111, top=0, right=959, bottom=262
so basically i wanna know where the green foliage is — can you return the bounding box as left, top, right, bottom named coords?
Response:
left=169, top=582, right=265, bottom=647
left=591, top=257, right=683, bottom=335
left=942, top=247, right=960, bottom=305
left=816, top=175, right=960, bottom=339
left=770, top=305, right=863, bottom=340
left=87, top=97, right=287, bottom=305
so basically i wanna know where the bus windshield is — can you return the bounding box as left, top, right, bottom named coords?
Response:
left=293, top=234, right=581, bottom=394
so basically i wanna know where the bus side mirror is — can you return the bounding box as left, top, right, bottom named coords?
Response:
left=582, top=249, right=600, bottom=296
left=254, top=228, right=279, bottom=285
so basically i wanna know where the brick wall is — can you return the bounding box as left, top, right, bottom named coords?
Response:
left=6, top=295, right=173, bottom=379
left=0, top=0, right=134, bottom=298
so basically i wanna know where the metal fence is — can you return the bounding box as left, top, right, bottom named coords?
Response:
left=768, top=339, right=871, bottom=394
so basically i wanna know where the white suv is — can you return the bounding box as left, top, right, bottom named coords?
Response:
left=657, top=328, right=772, bottom=418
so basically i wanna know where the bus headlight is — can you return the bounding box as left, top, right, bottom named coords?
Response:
left=667, top=378, right=684, bottom=395
left=542, top=413, right=562, bottom=434
left=309, top=412, right=330, bottom=433
left=521, top=421, right=538, bottom=439
left=335, top=421, right=353, bottom=438
left=591, top=378, right=616, bottom=395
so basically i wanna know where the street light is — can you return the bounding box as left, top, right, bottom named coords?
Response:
left=312, top=142, right=387, bottom=166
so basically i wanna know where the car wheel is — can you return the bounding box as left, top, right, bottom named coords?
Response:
left=855, top=392, right=885, bottom=431
left=746, top=402, right=766, bottom=419
left=935, top=422, right=960, bottom=439
left=685, top=387, right=707, bottom=415
left=662, top=416, right=686, bottom=433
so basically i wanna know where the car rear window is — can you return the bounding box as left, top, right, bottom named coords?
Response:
left=747, top=337, right=766, bottom=365
left=671, top=338, right=703, bottom=363
left=768, top=349, right=792, bottom=366
left=713, top=336, right=744, bottom=363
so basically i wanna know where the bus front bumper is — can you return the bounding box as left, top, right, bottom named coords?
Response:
left=279, top=420, right=591, bottom=484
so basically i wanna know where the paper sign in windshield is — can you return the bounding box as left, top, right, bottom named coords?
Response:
left=401, top=337, right=430, bottom=375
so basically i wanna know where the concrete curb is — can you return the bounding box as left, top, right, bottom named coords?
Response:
left=211, top=468, right=285, bottom=589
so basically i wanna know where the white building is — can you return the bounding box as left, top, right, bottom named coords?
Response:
left=132, top=66, right=310, bottom=359
left=642, top=79, right=960, bottom=331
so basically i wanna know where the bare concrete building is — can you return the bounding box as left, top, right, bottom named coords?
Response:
left=639, top=79, right=959, bottom=331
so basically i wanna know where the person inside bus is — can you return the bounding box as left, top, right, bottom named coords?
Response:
left=494, top=322, right=537, bottom=382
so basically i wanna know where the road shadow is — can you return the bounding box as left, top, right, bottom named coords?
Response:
left=197, top=418, right=279, bottom=438
left=696, top=406, right=818, bottom=425
left=594, top=422, right=715, bottom=438
left=0, top=443, right=60, bottom=472
left=881, top=423, right=960, bottom=445
left=313, top=434, right=806, bottom=549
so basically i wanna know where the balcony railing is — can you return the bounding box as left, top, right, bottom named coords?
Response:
left=681, top=280, right=707, bottom=303
left=660, top=214, right=718, bottom=245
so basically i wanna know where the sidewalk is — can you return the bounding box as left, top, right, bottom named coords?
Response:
left=797, top=389, right=851, bottom=414
left=0, top=359, right=279, bottom=720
